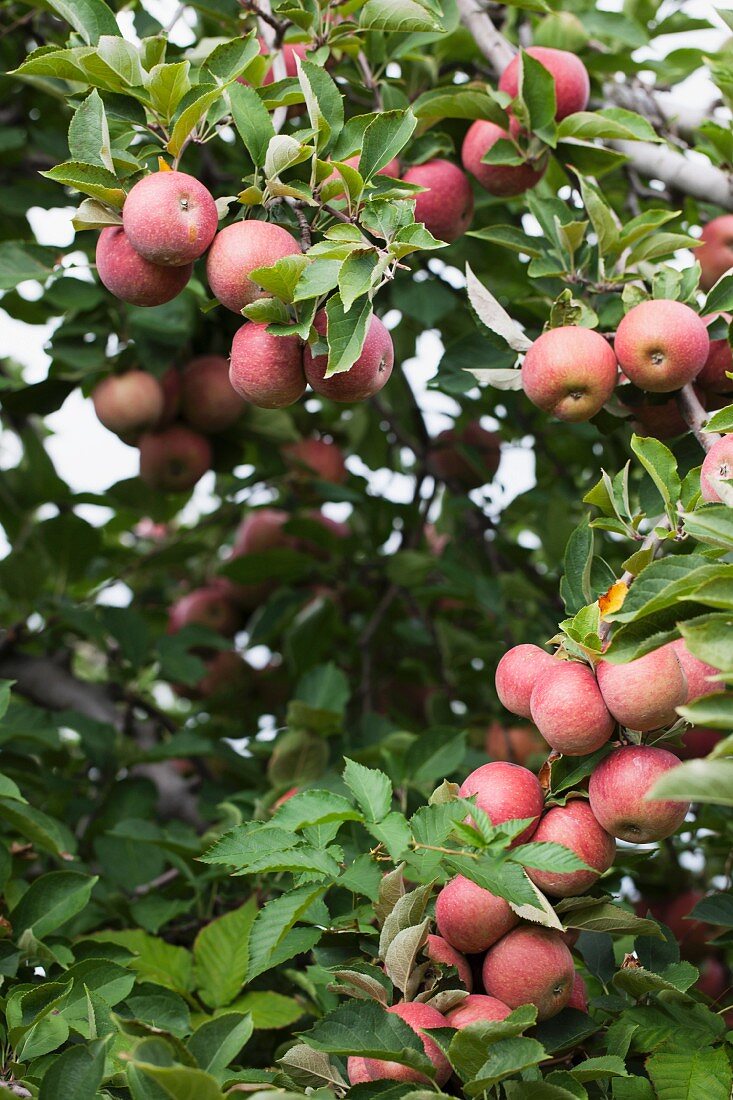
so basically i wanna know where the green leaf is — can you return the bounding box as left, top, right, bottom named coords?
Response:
left=648, top=758, right=733, bottom=806
left=249, top=254, right=310, bottom=304
left=343, top=758, right=392, bottom=822
left=518, top=50, right=557, bottom=142
left=679, top=615, right=732, bottom=672
left=678, top=693, right=733, bottom=729
left=45, top=0, right=119, bottom=44
left=0, top=798, right=74, bottom=857
left=360, top=0, right=443, bottom=32
left=41, top=160, right=126, bottom=207
left=149, top=62, right=192, bottom=121
left=11, top=871, right=97, bottom=940
left=204, top=35, right=259, bottom=84
left=322, top=294, right=372, bottom=377
left=68, top=90, right=114, bottom=172
left=682, top=505, right=733, bottom=551
left=132, top=1063, right=225, bottom=1100
left=194, top=899, right=257, bottom=1009
left=0, top=241, right=57, bottom=289
left=705, top=402, right=733, bottom=433
left=94, top=931, right=192, bottom=993
left=554, top=897, right=663, bottom=938
left=511, top=842, right=591, bottom=874
left=360, top=110, right=417, bottom=180
left=704, top=273, right=733, bottom=315
left=557, top=108, right=660, bottom=143
left=630, top=434, right=680, bottom=518
left=466, top=1037, right=547, bottom=1094
left=412, top=85, right=507, bottom=124
left=297, top=58, right=344, bottom=154
left=229, top=82, right=275, bottom=168
left=646, top=1049, right=732, bottom=1100
left=246, top=885, right=325, bottom=981
left=572, top=1056, right=630, bottom=1082
left=561, top=517, right=595, bottom=614
left=265, top=134, right=313, bottom=180
left=271, top=790, right=361, bottom=832
left=448, top=1006, right=537, bottom=1081
left=38, top=1038, right=107, bottom=1099
left=605, top=556, right=715, bottom=625
left=187, top=1013, right=253, bottom=1074
left=338, top=248, right=379, bottom=311
left=96, top=35, right=145, bottom=86
left=300, top=1000, right=434, bottom=1074
left=229, top=990, right=303, bottom=1029
left=167, top=84, right=222, bottom=157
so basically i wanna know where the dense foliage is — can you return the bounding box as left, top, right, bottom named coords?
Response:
left=0, top=0, right=732, bottom=1097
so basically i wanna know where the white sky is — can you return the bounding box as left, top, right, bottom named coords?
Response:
left=0, top=0, right=729, bottom=557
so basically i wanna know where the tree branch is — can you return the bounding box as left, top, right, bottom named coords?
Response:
left=676, top=384, right=722, bottom=453
left=454, top=0, right=515, bottom=71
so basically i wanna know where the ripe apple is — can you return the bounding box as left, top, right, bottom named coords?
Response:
left=458, top=761, right=544, bottom=843
left=462, top=120, right=547, bottom=197
left=678, top=726, right=722, bottom=759
left=96, top=227, right=192, bottom=306
left=283, top=437, right=347, bottom=484
left=700, top=434, right=733, bottom=502
left=304, top=311, right=394, bottom=402
left=521, top=326, right=619, bottom=422
left=206, top=220, right=301, bottom=314
left=596, top=643, right=687, bottom=732
left=694, top=215, right=733, bottom=291
left=446, top=995, right=511, bottom=1028
left=588, top=744, right=690, bottom=843
left=495, top=644, right=556, bottom=720
left=614, top=300, right=709, bottom=393
left=425, top=933, right=473, bottom=990
left=671, top=638, right=719, bottom=702
left=482, top=927, right=575, bottom=1020
left=92, top=370, right=165, bottom=440
left=122, top=170, right=218, bottom=266
left=484, top=721, right=547, bottom=767
left=168, top=586, right=240, bottom=638
left=138, top=424, right=212, bottom=491
left=230, top=322, right=306, bottom=409
left=499, top=47, right=591, bottom=120
left=401, top=159, right=475, bottom=242
left=180, top=355, right=244, bottom=432
left=525, top=800, right=615, bottom=897
left=567, top=972, right=589, bottom=1012
left=530, top=660, right=615, bottom=755
left=430, top=421, right=501, bottom=488
left=435, top=874, right=519, bottom=954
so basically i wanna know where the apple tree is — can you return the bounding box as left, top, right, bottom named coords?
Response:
left=0, top=0, right=732, bottom=1096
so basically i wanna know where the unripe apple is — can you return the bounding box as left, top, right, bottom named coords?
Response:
left=461, top=120, right=546, bottom=197
left=122, top=171, right=218, bottom=267
left=430, top=421, right=501, bottom=488
left=446, top=995, right=511, bottom=1028
left=495, top=644, right=556, bottom=720
left=525, top=801, right=615, bottom=898
left=499, top=47, right=590, bottom=120
left=678, top=726, right=722, bottom=759
left=138, top=425, right=211, bottom=491
left=180, top=355, right=244, bottom=432
left=304, top=311, right=394, bottom=402
left=283, top=437, right=347, bottom=484
left=596, top=644, right=687, bottom=732
left=482, top=927, right=575, bottom=1020
left=530, top=661, right=615, bottom=756
left=92, top=371, right=165, bottom=440
left=567, top=972, right=589, bottom=1012
left=670, top=638, right=718, bottom=702
left=401, top=159, right=475, bottom=243
left=96, top=227, right=192, bottom=306
left=694, top=215, right=733, bottom=291
left=230, top=322, right=306, bottom=408
left=698, top=315, right=733, bottom=393
left=521, top=326, right=618, bottom=422
left=435, top=874, right=519, bottom=954
left=458, top=761, right=544, bottom=843
left=168, top=586, right=240, bottom=638
left=700, top=434, right=733, bottom=502
left=588, top=744, right=690, bottom=843
left=484, top=721, right=546, bottom=767
left=346, top=1003, right=451, bottom=1086
left=206, top=220, right=301, bottom=314
left=425, top=934, right=473, bottom=989
left=614, top=300, right=709, bottom=393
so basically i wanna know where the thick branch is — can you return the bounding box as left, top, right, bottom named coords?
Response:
left=677, top=385, right=721, bottom=453
left=454, top=0, right=514, bottom=71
